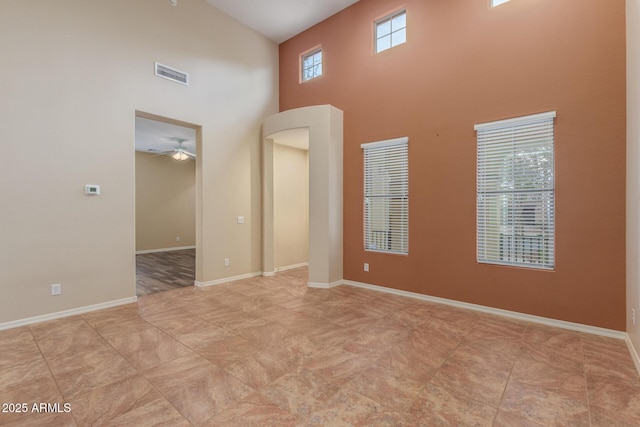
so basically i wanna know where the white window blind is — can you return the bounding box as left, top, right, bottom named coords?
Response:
left=362, top=137, right=408, bottom=254
left=475, top=111, right=555, bottom=269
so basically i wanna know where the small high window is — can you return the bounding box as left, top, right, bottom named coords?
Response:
left=375, top=10, right=406, bottom=53
left=491, top=0, right=511, bottom=7
left=301, top=48, right=322, bottom=82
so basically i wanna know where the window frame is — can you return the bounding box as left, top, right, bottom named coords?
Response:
left=361, top=137, right=409, bottom=255
left=374, top=9, right=407, bottom=54
left=475, top=111, right=556, bottom=270
left=300, top=46, right=323, bottom=83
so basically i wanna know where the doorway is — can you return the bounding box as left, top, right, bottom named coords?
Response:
left=271, top=128, right=310, bottom=273
left=134, top=111, right=200, bottom=296
left=262, top=105, right=344, bottom=288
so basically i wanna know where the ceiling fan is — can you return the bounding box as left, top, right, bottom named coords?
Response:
left=156, top=138, right=195, bottom=162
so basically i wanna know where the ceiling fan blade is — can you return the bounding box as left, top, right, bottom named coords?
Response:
left=153, top=150, right=176, bottom=156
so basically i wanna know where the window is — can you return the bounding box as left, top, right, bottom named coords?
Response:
left=301, top=48, right=322, bottom=82
left=362, top=137, right=408, bottom=254
left=375, top=10, right=406, bottom=53
left=475, top=111, right=555, bottom=269
left=491, top=0, right=511, bottom=6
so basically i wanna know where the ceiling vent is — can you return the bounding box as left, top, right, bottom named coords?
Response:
left=155, top=62, right=189, bottom=85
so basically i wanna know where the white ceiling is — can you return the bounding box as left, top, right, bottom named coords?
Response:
left=136, top=1, right=356, bottom=152
left=135, top=117, right=196, bottom=155
left=204, top=0, right=360, bottom=44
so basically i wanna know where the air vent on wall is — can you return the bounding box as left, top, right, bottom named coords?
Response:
left=155, top=62, right=189, bottom=85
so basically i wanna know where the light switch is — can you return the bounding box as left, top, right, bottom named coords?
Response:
left=237, top=216, right=245, bottom=224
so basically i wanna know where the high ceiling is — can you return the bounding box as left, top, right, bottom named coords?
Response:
left=136, top=0, right=358, bottom=152
left=204, top=0, right=360, bottom=44
left=135, top=117, right=196, bottom=155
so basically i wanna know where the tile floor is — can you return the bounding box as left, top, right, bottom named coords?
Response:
left=1, top=267, right=639, bottom=426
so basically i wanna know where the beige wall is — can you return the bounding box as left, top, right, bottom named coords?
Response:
left=627, top=0, right=640, bottom=354
left=0, top=0, right=278, bottom=324
left=273, top=143, right=309, bottom=269
left=135, top=152, right=195, bottom=252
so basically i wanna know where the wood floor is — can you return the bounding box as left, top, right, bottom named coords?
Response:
left=1, top=267, right=639, bottom=425
left=136, top=249, right=195, bottom=296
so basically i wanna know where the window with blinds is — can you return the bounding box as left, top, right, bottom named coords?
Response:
left=475, top=111, right=555, bottom=269
left=362, top=137, right=408, bottom=254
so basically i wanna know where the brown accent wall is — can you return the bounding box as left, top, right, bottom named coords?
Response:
left=279, top=0, right=626, bottom=329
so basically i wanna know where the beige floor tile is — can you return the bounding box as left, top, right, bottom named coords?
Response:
left=202, top=391, right=298, bottom=426
left=0, top=374, right=66, bottom=425
left=346, top=364, right=424, bottom=412
left=510, top=350, right=587, bottom=392
left=196, top=335, right=259, bottom=368
left=161, top=366, right=255, bottom=425
left=223, top=347, right=291, bottom=390
left=303, top=387, right=383, bottom=426
left=0, top=330, right=42, bottom=370
left=262, top=368, right=340, bottom=420
left=2, top=267, right=639, bottom=426
left=354, top=410, right=423, bottom=427
left=499, top=380, right=590, bottom=426
left=46, top=346, right=138, bottom=400
left=429, top=342, right=515, bottom=408
left=408, top=382, right=498, bottom=426
left=2, top=411, right=76, bottom=427
left=69, top=374, right=187, bottom=426
left=173, top=324, right=236, bottom=350
left=141, top=307, right=211, bottom=337
left=143, top=353, right=217, bottom=395
left=493, top=410, right=545, bottom=426
left=586, top=374, right=640, bottom=422
left=103, top=327, right=193, bottom=370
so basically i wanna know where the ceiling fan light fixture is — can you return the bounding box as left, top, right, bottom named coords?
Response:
left=172, top=150, right=190, bottom=162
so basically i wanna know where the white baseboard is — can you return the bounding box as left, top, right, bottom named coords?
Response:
left=626, top=335, right=640, bottom=375
left=0, top=297, right=138, bottom=331
left=341, top=279, right=627, bottom=340
left=275, top=262, right=309, bottom=272
left=136, top=246, right=195, bottom=255
left=308, top=280, right=343, bottom=289
left=262, top=271, right=275, bottom=277
left=195, top=271, right=263, bottom=287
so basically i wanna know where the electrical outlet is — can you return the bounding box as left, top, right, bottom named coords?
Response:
left=364, top=263, right=369, bottom=272
left=51, top=284, right=61, bottom=296
left=633, top=308, right=636, bottom=325
left=176, top=236, right=181, bottom=242
left=224, top=258, right=230, bottom=267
